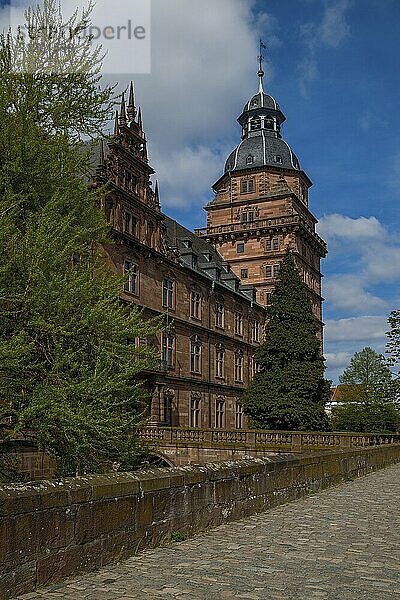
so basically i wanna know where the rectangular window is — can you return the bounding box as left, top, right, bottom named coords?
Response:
left=190, top=396, right=201, bottom=428
left=161, top=333, right=174, bottom=368
left=215, top=398, right=225, bottom=428
left=265, top=265, right=273, bottom=278
left=215, top=302, right=224, bottom=328
left=235, top=354, right=244, bottom=382
left=162, top=278, right=174, bottom=309
left=190, top=341, right=201, bottom=373
left=265, top=292, right=272, bottom=306
left=265, top=239, right=272, bottom=252
left=273, top=264, right=281, bottom=278
left=253, top=320, right=260, bottom=343
left=191, top=291, right=201, bottom=320
left=241, top=212, right=248, bottom=223
left=235, top=312, right=243, bottom=336
left=241, top=179, right=255, bottom=194
left=215, top=349, right=224, bottom=378
left=241, top=268, right=248, bottom=279
left=235, top=402, right=244, bottom=429
left=237, top=243, right=245, bottom=254
left=124, top=261, right=139, bottom=295
left=123, top=211, right=137, bottom=236
left=248, top=211, right=255, bottom=222
left=272, top=237, right=279, bottom=251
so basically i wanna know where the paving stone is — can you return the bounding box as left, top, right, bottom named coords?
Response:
left=17, top=464, right=400, bottom=600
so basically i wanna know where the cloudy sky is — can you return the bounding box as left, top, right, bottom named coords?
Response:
left=2, top=0, right=400, bottom=382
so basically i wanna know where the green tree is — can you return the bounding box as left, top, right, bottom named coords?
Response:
left=331, top=347, right=399, bottom=433
left=339, top=347, right=396, bottom=403
left=0, top=1, right=162, bottom=477
left=242, top=250, right=330, bottom=431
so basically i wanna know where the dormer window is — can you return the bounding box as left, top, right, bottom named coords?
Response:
left=246, top=155, right=254, bottom=165
left=182, top=239, right=192, bottom=249
left=274, top=155, right=283, bottom=164
left=203, top=252, right=212, bottom=262
left=251, top=97, right=259, bottom=107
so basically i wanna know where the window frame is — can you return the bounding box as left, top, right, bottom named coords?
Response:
left=235, top=352, right=244, bottom=382
left=215, top=346, right=225, bottom=379
left=190, top=339, right=202, bottom=374
left=234, top=311, right=244, bottom=336
left=123, top=260, right=139, bottom=295
left=190, top=290, right=201, bottom=320
left=215, top=397, right=226, bottom=429
left=161, top=333, right=175, bottom=368
left=235, top=401, right=244, bottom=429
left=215, top=302, right=224, bottom=329
left=162, top=277, right=175, bottom=309
left=190, top=394, right=201, bottom=428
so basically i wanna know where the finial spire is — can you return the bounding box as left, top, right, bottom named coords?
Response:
left=113, top=110, right=119, bottom=136
left=258, top=39, right=266, bottom=93
left=137, top=106, right=143, bottom=131
left=119, top=92, right=127, bottom=125
left=127, top=81, right=136, bottom=122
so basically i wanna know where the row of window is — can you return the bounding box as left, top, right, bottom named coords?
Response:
left=189, top=397, right=244, bottom=429
left=125, top=262, right=280, bottom=303
left=237, top=238, right=281, bottom=254
left=161, top=334, right=260, bottom=381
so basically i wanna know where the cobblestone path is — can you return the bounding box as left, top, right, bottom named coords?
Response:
left=20, top=464, right=400, bottom=600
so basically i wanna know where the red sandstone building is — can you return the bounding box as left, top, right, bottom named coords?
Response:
left=94, top=66, right=327, bottom=429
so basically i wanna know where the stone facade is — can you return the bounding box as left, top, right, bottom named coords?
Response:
left=93, top=71, right=327, bottom=428
left=94, top=84, right=265, bottom=430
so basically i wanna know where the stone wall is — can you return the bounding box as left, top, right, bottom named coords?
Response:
left=1, top=445, right=400, bottom=599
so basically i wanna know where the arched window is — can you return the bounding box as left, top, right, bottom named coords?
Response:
left=215, top=397, right=225, bottom=428
left=190, top=392, right=201, bottom=428
left=246, top=154, right=254, bottom=165
left=190, top=336, right=202, bottom=373
left=274, top=155, right=283, bottom=164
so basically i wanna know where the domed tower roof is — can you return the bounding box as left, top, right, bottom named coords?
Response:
left=223, top=53, right=300, bottom=175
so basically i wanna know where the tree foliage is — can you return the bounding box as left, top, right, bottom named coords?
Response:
left=242, top=250, right=330, bottom=431
left=0, top=1, right=162, bottom=477
left=331, top=347, right=399, bottom=433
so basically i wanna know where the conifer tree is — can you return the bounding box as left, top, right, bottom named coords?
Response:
left=242, top=249, right=330, bottom=430
left=0, top=1, right=162, bottom=477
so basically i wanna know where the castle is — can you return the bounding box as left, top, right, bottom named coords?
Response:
left=93, top=63, right=327, bottom=430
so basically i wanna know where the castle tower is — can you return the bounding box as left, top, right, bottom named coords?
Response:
left=95, top=84, right=165, bottom=254
left=195, top=55, right=327, bottom=335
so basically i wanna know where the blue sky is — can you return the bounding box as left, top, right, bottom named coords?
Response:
left=2, top=0, right=400, bottom=382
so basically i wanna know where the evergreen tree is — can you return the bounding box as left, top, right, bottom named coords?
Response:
left=331, top=347, right=399, bottom=432
left=0, top=1, right=163, bottom=477
left=242, top=249, right=330, bottom=431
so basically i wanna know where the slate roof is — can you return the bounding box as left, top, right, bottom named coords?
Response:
left=224, top=133, right=300, bottom=174
left=162, top=214, right=258, bottom=303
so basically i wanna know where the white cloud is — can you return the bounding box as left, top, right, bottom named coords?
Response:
left=298, top=0, right=352, bottom=95
left=317, top=214, right=386, bottom=241
left=152, top=145, right=227, bottom=209
left=323, top=275, right=387, bottom=312
left=324, top=351, right=352, bottom=369
left=325, top=316, right=389, bottom=342
left=115, top=0, right=278, bottom=209
left=319, top=0, right=351, bottom=48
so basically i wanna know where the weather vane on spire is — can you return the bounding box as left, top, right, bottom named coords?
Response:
left=258, top=39, right=267, bottom=92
